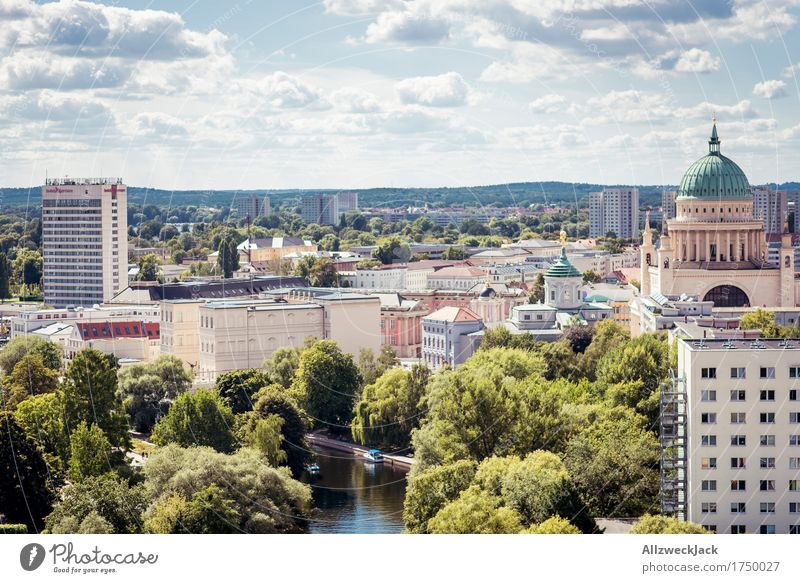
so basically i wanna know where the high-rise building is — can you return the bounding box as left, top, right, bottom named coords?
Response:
left=301, top=194, right=339, bottom=225
left=234, top=195, right=270, bottom=220
left=669, top=338, right=800, bottom=534
left=752, top=186, right=787, bottom=234
left=661, top=190, right=677, bottom=222
left=788, top=191, right=800, bottom=233
left=337, top=191, right=359, bottom=212
left=588, top=187, right=639, bottom=239
left=42, top=178, right=128, bottom=308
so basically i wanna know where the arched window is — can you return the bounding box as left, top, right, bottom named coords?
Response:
left=646, top=253, right=651, bottom=265
left=703, top=285, right=749, bottom=308
left=786, top=256, right=791, bottom=268
left=664, top=259, right=669, bottom=269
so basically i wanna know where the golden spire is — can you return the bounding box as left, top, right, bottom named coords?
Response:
left=559, top=229, right=567, bottom=247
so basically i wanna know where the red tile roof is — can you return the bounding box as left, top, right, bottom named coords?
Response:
left=77, top=321, right=159, bottom=340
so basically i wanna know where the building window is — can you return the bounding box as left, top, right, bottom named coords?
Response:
left=760, top=389, right=776, bottom=401
left=790, top=458, right=800, bottom=469
left=730, top=502, right=746, bottom=513
left=731, top=412, right=746, bottom=424
left=790, top=366, right=800, bottom=378
left=701, top=413, right=717, bottom=424
left=701, top=457, right=717, bottom=469
left=731, top=435, right=746, bottom=446
left=791, top=390, right=798, bottom=401
left=760, top=457, right=776, bottom=469
left=701, top=367, right=716, bottom=379
left=760, top=502, right=776, bottom=513
left=730, top=389, right=746, bottom=401
left=791, top=412, right=800, bottom=424
left=701, top=502, right=717, bottom=513
left=701, top=480, right=716, bottom=491
left=761, top=412, right=775, bottom=424
left=790, top=503, right=800, bottom=513
left=791, top=480, right=799, bottom=491
left=791, top=526, right=800, bottom=534
left=701, top=435, right=717, bottom=446
left=760, top=525, right=776, bottom=534
left=761, top=435, right=776, bottom=446
left=700, top=390, right=716, bottom=401
left=760, top=367, right=776, bottom=379
left=731, top=525, right=746, bottom=534
left=731, top=480, right=746, bottom=491
left=731, top=457, right=746, bottom=469
left=760, top=480, right=776, bottom=491
left=731, top=367, right=746, bottom=379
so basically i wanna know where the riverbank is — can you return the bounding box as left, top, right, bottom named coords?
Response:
left=306, top=433, right=415, bottom=469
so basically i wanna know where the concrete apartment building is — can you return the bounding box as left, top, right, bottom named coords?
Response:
left=669, top=338, right=800, bottom=534
left=336, top=191, right=359, bottom=212
left=662, top=190, right=677, bottom=222
left=301, top=194, right=339, bottom=225
left=422, top=306, right=484, bottom=369
left=42, top=177, right=128, bottom=307
left=234, top=195, right=270, bottom=220
left=752, top=186, right=788, bottom=234
left=588, top=187, right=640, bottom=239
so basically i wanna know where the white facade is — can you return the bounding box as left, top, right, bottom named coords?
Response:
left=42, top=178, right=128, bottom=307
left=234, top=195, right=270, bottom=220
left=679, top=338, right=800, bottom=534
left=345, top=267, right=407, bottom=289
left=9, top=305, right=159, bottom=338
left=421, top=306, right=484, bottom=369
left=588, top=187, right=640, bottom=239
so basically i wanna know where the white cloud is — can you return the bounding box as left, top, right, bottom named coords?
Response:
left=0, top=52, right=130, bottom=90
left=323, top=0, right=404, bottom=16
left=130, top=112, right=190, bottom=138
left=329, top=88, right=381, bottom=113
left=255, top=72, right=325, bottom=109
left=529, top=94, right=565, bottom=114
left=753, top=80, right=787, bottom=99
left=673, top=48, right=720, bottom=74
left=395, top=72, right=470, bottom=107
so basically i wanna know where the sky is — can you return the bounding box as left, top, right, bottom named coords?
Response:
left=1, top=0, right=800, bottom=191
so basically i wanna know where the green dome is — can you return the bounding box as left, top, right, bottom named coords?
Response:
left=676, top=123, right=750, bottom=200
left=545, top=247, right=581, bottom=278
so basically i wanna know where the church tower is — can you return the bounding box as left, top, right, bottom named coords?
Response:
left=640, top=210, right=655, bottom=296
left=544, top=231, right=582, bottom=310
left=780, top=221, right=794, bottom=307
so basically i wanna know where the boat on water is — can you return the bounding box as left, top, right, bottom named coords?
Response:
left=304, top=462, right=321, bottom=474
left=363, top=449, right=385, bottom=463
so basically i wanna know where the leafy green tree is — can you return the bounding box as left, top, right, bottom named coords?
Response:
left=214, top=368, right=268, bottom=414
left=0, top=412, right=53, bottom=531
left=294, top=256, right=338, bottom=287
left=135, top=253, right=161, bottom=281
left=45, top=474, right=147, bottom=534
left=499, top=451, right=597, bottom=533
left=12, top=248, right=42, bottom=287
left=403, top=459, right=476, bottom=533
left=0, top=252, right=9, bottom=301
left=4, top=353, right=59, bottom=410
left=528, top=273, right=545, bottom=303
left=151, top=389, right=235, bottom=453
left=582, top=269, right=601, bottom=284
left=579, top=319, right=629, bottom=379
left=357, top=345, right=398, bottom=388
left=565, top=324, right=594, bottom=354
left=217, top=231, right=240, bottom=278
left=264, top=347, right=301, bottom=389
left=240, top=386, right=309, bottom=475
left=181, top=485, right=241, bottom=534
left=144, top=445, right=312, bottom=533
left=739, top=308, right=785, bottom=338
left=244, top=415, right=287, bottom=467
left=14, top=392, right=70, bottom=474
left=373, top=236, right=410, bottom=264
left=68, top=422, right=113, bottom=483
left=563, top=408, right=659, bottom=517
left=427, top=486, right=523, bottom=534
left=0, top=335, right=62, bottom=374
left=352, top=365, right=429, bottom=448
left=524, top=516, right=581, bottom=534
left=62, top=349, right=129, bottom=449
left=292, top=340, right=361, bottom=430
left=629, top=514, right=709, bottom=534
left=75, top=511, right=115, bottom=534
left=442, top=246, right=466, bottom=260
left=118, top=355, right=192, bottom=432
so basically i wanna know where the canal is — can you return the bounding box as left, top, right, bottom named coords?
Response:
left=301, top=446, right=409, bottom=534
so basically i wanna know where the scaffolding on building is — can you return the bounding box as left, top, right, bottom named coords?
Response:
left=660, top=369, right=687, bottom=520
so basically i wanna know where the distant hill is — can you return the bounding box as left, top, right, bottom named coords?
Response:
left=4, top=181, right=795, bottom=211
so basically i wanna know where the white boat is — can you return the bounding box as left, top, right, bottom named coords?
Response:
left=363, top=449, right=384, bottom=463
left=304, top=462, right=320, bottom=474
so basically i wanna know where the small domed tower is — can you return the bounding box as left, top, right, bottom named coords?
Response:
left=544, top=231, right=582, bottom=310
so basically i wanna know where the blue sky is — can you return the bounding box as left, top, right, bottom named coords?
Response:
left=1, top=0, right=799, bottom=190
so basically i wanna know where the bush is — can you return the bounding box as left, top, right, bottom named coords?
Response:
left=0, top=524, right=27, bottom=534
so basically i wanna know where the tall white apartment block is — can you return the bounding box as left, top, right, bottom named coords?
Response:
left=675, top=338, right=800, bottom=534
left=788, top=190, right=800, bottom=233
left=752, top=186, right=788, bottom=234
left=301, top=194, right=339, bottom=226
left=234, top=195, right=270, bottom=220
left=42, top=178, right=128, bottom=308
left=661, top=190, right=677, bottom=222
left=588, top=187, right=639, bottom=239
left=337, top=191, right=359, bottom=212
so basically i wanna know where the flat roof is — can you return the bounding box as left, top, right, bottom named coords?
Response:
left=680, top=338, right=800, bottom=351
